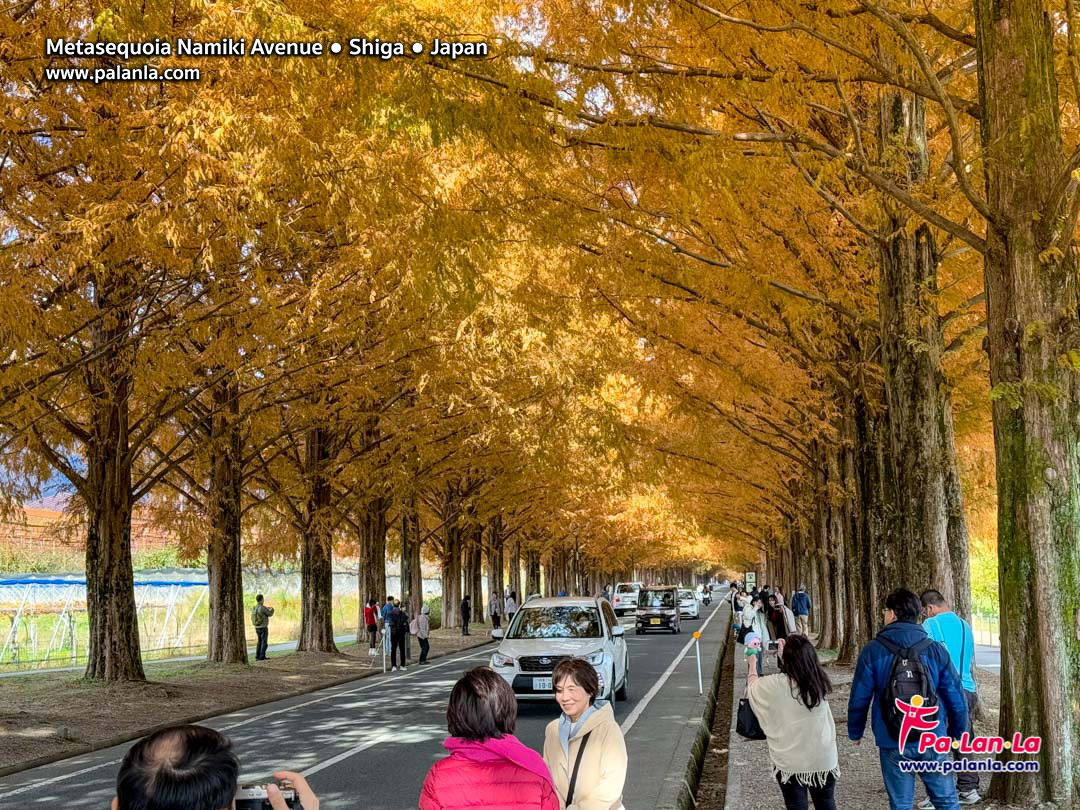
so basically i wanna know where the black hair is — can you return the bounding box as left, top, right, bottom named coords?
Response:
left=255, top=594, right=263, bottom=603
left=446, top=667, right=517, bottom=740
left=116, top=725, right=238, bottom=810
left=919, top=589, right=947, bottom=608
left=553, top=657, right=600, bottom=705
left=778, top=635, right=832, bottom=711
left=886, top=588, right=923, bottom=623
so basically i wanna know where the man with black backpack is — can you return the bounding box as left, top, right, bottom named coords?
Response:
left=848, top=588, right=969, bottom=810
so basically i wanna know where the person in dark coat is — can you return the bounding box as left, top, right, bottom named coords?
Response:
left=461, top=595, right=472, bottom=636
left=389, top=599, right=410, bottom=671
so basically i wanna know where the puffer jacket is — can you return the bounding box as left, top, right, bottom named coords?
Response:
left=848, top=620, right=968, bottom=748
left=420, top=735, right=559, bottom=810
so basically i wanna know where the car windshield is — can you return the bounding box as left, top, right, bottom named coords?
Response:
left=680, top=591, right=694, bottom=600
left=509, top=606, right=602, bottom=639
left=638, top=589, right=676, bottom=608
left=615, top=584, right=638, bottom=594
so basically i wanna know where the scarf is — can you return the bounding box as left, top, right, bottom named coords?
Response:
left=559, top=704, right=598, bottom=758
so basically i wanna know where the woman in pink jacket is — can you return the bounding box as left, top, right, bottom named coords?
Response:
left=420, top=667, right=560, bottom=810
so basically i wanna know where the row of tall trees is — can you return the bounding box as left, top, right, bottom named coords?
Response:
left=395, top=0, right=1078, bottom=800
left=1, top=0, right=724, bottom=679
left=5, top=0, right=1080, bottom=801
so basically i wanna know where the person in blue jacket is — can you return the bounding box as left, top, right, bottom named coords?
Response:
left=790, top=585, right=812, bottom=638
left=848, top=588, right=969, bottom=810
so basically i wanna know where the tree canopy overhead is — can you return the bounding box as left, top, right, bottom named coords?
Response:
left=4, top=0, right=1080, bottom=801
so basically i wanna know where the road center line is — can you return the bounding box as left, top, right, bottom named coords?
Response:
left=619, top=603, right=726, bottom=736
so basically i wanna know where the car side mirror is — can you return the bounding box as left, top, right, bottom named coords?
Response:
left=612, top=625, right=625, bottom=637
left=491, top=628, right=504, bottom=639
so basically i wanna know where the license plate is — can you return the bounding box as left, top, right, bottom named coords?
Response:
left=650, top=618, right=661, bottom=625
left=533, top=677, right=552, bottom=691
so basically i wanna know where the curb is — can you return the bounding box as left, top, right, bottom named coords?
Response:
left=675, top=608, right=732, bottom=809
left=0, top=636, right=493, bottom=780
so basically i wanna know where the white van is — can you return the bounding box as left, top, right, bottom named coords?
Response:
left=612, top=581, right=643, bottom=616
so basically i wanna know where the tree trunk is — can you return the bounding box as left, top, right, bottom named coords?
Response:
left=526, top=548, right=541, bottom=596
left=974, top=0, right=1080, bottom=799
left=440, top=485, right=462, bottom=629
left=298, top=427, right=337, bottom=653
left=402, top=501, right=422, bottom=616
left=359, top=495, right=387, bottom=606
left=508, top=538, right=521, bottom=600
left=207, top=376, right=246, bottom=664
left=471, top=528, right=484, bottom=608
left=486, top=516, right=504, bottom=607
left=84, top=302, right=144, bottom=682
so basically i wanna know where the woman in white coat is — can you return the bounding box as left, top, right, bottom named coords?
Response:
left=543, top=658, right=626, bottom=810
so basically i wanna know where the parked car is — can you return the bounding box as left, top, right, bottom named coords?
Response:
left=635, top=586, right=681, bottom=634
left=489, top=597, right=629, bottom=702
left=612, top=581, right=643, bottom=616
left=678, top=588, right=700, bottom=619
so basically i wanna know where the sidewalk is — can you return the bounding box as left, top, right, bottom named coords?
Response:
left=723, top=641, right=1010, bottom=810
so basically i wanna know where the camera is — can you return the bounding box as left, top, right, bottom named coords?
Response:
left=766, top=640, right=779, bottom=651
left=235, top=784, right=302, bottom=809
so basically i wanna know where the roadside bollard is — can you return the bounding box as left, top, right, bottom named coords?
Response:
left=693, top=631, right=702, bottom=695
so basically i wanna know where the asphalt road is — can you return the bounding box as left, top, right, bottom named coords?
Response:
left=0, top=601, right=729, bottom=810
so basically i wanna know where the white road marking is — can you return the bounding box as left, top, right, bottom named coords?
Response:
left=619, top=603, right=725, bottom=736
left=300, top=728, right=400, bottom=778
left=220, top=647, right=492, bottom=731
left=0, top=646, right=492, bottom=799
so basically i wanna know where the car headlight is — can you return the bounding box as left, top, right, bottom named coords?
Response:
left=492, top=652, right=515, bottom=667
left=664, top=608, right=676, bottom=615
left=583, top=650, right=605, bottom=665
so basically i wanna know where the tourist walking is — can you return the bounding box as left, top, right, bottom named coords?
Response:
left=919, top=590, right=981, bottom=807
left=504, top=591, right=518, bottom=625
left=488, top=591, right=502, bottom=630
left=363, top=597, right=379, bottom=656
left=389, top=598, right=410, bottom=671
left=251, top=594, right=274, bottom=661
left=791, top=585, right=812, bottom=638
left=417, top=603, right=432, bottom=664
left=746, top=635, right=840, bottom=810
left=768, top=593, right=797, bottom=640
left=420, top=667, right=559, bottom=809
left=741, top=593, right=772, bottom=675
left=848, top=588, right=969, bottom=810
left=461, top=595, right=472, bottom=636
left=543, top=657, right=627, bottom=810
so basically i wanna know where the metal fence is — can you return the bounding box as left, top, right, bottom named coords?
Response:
left=0, top=578, right=210, bottom=670
left=972, top=612, right=1000, bottom=647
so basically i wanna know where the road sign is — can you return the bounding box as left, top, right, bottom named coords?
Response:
left=745, top=571, right=756, bottom=588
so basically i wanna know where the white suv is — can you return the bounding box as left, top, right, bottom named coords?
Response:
left=611, top=582, right=643, bottom=616
left=490, top=597, right=629, bottom=702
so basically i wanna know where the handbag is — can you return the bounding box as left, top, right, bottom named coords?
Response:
left=735, top=623, right=750, bottom=644
left=736, top=695, right=767, bottom=740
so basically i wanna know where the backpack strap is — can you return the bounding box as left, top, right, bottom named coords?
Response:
left=959, top=622, right=968, bottom=685
left=566, top=731, right=593, bottom=806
